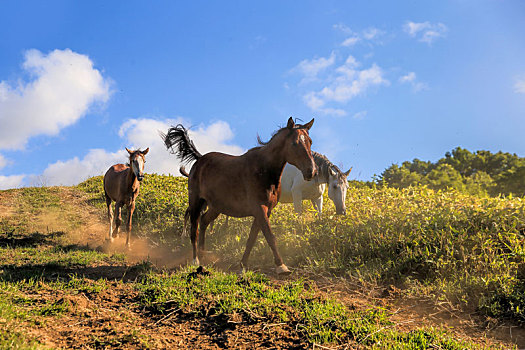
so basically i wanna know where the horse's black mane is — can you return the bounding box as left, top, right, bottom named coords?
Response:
left=256, top=121, right=311, bottom=146
left=312, top=151, right=347, bottom=183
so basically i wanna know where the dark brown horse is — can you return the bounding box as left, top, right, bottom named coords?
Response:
left=103, top=147, right=149, bottom=248
left=162, top=117, right=316, bottom=274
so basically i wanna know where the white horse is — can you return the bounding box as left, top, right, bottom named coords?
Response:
left=279, top=152, right=351, bottom=215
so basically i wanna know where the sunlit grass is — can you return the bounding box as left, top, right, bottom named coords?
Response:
left=79, top=175, right=525, bottom=322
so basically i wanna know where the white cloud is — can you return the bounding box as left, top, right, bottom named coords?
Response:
left=338, top=25, right=384, bottom=47
left=291, top=52, right=336, bottom=83
left=38, top=148, right=125, bottom=186
left=0, top=175, right=25, bottom=190
left=0, top=49, right=111, bottom=150
left=399, top=72, right=428, bottom=92
left=333, top=23, right=353, bottom=35
left=404, top=22, right=430, bottom=36
left=35, top=118, right=245, bottom=186
left=403, top=21, right=448, bottom=44
left=120, top=117, right=244, bottom=176
left=303, top=57, right=389, bottom=116
left=362, top=27, right=384, bottom=40
left=514, top=77, right=525, bottom=94
left=341, top=36, right=360, bottom=47
left=399, top=72, right=416, bottom=83
left=352, top=111, right=367, bottom=120
left=292, top=52, right=388, bottom=116
left=0, top=154, right=7, bottom=170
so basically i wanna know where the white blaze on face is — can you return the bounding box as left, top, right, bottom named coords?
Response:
left=300, top=134, right=306, bottom=143
left=132, top=156, right=144, bottom=177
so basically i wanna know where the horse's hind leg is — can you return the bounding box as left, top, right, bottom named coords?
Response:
left=240, top=218, right=261, bottom=271
left=105, top=194, right=114, bottom=242
left=198, top=208, right=219, bottom=256
left=189, top=199, right=205, bottom=265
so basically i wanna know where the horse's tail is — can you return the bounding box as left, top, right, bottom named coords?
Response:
left=179, top=166, right=189, bottom=177
left=160, top=125, right=202, bottom=164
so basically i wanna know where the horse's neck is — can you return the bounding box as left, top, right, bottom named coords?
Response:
left=313, top=155, right=330, bottom=184
left=126, top=168, right=140, bottom=192
left=258, top=139, right=287, bottom=184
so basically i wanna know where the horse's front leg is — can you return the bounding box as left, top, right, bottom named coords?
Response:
left=254, top=205, right=290, bottom=275
left=126, top=201, right=135, bottom=249
left=114, top=202, right=122, bottom=239
left=105, top=195, right=114, bottom=242
left=291, top=186, right=303, bottom=214
left=311, top=196, right=323, bottom=218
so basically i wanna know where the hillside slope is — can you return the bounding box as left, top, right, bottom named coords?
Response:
left=0, top=180, right=523, bottom=348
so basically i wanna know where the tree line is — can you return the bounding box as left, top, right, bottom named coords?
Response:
left=377, top=147, right=525, bottom=197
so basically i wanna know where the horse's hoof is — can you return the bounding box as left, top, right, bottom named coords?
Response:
left=192, top=258, right=200, bottom=266
left=106, top=237, right=114, bottom=243
left=276, top=264, right=291, bottom=275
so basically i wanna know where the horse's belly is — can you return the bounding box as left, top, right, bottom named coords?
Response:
left=301, top=183, right=324, bottom=200
left=221, top=208, right=253, bottom=218
left=279, top=188, right=293, bottom=203
left=203, top=194, right=252, bottom=218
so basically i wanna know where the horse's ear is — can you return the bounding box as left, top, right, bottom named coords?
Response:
left=329, top=167, right=336, bottom=177
left=125, top=147, right=133, bottom=155
left=142, top=147, right=149, bottom=155
left=287, top=117, right=295, bottom=129
left=344, top=167, right=352, bottom=177
left=303, top=118, right=314, bottom=130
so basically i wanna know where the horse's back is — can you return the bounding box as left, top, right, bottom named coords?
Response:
left=280, top=163, right=324, bottom=203
left=103, top=164, right=130, bottom=200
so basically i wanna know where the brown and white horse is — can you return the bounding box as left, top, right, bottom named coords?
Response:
left=162, top=117, right=316, bottom=274
left=103, top=147, right=149, bottom=248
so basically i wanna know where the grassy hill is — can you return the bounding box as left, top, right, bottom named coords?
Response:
left=0, top=174, right=524, bottom=348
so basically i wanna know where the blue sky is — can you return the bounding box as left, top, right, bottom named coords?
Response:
left=1, top=1, right=524, bottom=188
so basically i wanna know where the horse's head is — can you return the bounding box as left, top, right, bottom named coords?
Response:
left=327, top=167, right=351, bottom=215
left=283, top=117, right=316, bottom=181
left=126, top=147, right=149, bottom=182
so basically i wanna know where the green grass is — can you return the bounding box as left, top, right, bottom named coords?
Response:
left=78, top=175, right=525, bottom=324
left=136, top=267, right=499, bottom=349
left=0, top=179, right=519, bottom=348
